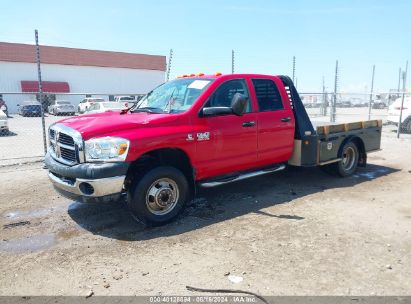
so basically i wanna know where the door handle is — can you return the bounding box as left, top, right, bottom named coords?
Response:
left=242, top=121, right=256, bottom=127
left=281, top=117, right=291, bottom=122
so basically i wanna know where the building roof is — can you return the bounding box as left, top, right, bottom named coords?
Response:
left=0, top=42, right=166, bottom=71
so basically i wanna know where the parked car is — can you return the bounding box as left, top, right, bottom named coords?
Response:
left=18, top=101, right=42, bottom=117
left=84, top=102, right=127, bottom=114
left=114, top=95, right=142, bottom=108
left=77, top=98, right=105, bottom=114
left=337, top=101, right=352, bottom=108
left=46, top=74, right=382, bottom=226
left=48, top=100, right=75, bottom=116
left=371, top=101, right=387, bottom=109
left=0, top=109, right=8, bottom=134
left=0, top=98, right=8, bottom=117
left=387, top=97, right=411, bottom=133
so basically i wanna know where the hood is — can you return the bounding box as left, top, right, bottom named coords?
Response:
left=57, top=111, right=179, bottom=140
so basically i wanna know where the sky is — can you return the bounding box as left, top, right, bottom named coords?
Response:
left=0, top=0, right=410, bottom=93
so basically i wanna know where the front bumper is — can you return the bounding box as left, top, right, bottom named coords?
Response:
left=45, top=152, right=129, bottom=202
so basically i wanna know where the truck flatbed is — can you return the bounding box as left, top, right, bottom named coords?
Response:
left=279, top=76, right=382, bottom=168
left=289, top=119, right=382, bottom=167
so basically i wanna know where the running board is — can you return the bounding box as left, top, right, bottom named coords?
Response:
left=199, top=164, right=286, bottom=188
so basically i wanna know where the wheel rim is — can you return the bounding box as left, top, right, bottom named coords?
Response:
left=145, top=178, right=179, bottom=215
left=342, top=146, right=356, bottom=171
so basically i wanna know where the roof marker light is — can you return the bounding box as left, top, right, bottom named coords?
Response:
left=215, top=72, right=222, bottom=76
left=197, top=73, right=204, bottom=76
left=190, top=73, right=195, bottom=77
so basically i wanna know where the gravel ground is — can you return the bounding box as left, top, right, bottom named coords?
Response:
left=0, top=128, right=410, bottom=296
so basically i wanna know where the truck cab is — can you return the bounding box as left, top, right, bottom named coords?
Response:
left=45, top=74, right=381, bottom=226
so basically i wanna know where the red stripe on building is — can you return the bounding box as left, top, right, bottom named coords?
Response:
left=21, top=81, right=70, bottom=93
left=0, top=42, right=166, bottom=71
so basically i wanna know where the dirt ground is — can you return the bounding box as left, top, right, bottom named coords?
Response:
left=0, top=127, right=410, bottom=296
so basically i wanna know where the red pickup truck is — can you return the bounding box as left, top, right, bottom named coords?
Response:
left=45, top=74, right=382, bottom=226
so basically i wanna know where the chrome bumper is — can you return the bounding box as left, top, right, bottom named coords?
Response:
left=48, top=172, right=125, bottom=198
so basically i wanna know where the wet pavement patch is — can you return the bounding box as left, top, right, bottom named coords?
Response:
left=353, top=168, right=390, bottom=179
left=0, top=233, right=56, bottom=253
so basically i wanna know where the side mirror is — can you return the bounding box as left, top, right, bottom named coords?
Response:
left=231, top=93, right=248, bottom=116
left=17, top=104, right=20, bottom=107
left=202, top=106, right=232, bottom=116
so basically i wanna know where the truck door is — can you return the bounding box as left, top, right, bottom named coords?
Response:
left=251, top=78, right=295, bottom=164
left=195, top=79, right=258, bottom=179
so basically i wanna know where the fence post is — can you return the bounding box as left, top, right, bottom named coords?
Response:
left=35, top=30, right=47, bottom=155
left=368, top=65, right=375, bottom=121
left=292, top=56, right=296, bottom=83
left=331, top=60, right=338, bottom=122
left=397, top=60, right=408, bottom=138
left=322, top=76, right=327, bottom=116
left=166, top=49, right=173, bottom=82
left=231, top=50, right=235, bottom=74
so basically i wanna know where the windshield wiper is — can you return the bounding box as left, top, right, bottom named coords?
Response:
left=120, top=92, right=152, bottom=115
left=132, top=107, right=165, bottom=113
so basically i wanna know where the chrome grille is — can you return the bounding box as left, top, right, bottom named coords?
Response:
left=60, top=146, right=76, bottom=162
left=49, top=129, right=55, bottom=140
left=58, top=133, right=74, bottom=146
left=49, top=124, right=83, bottom=165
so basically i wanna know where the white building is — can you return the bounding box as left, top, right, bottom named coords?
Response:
left=0, top=42, right=166, bottom=113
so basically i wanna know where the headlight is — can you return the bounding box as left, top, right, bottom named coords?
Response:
left=85, top=137, right=130, bottom=162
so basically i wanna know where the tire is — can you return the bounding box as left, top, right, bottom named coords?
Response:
left=322, top=141, right=359, bottom=177
left=401, top=119, right=411, bottom=134
left=127, top=166, right=189, bottom=226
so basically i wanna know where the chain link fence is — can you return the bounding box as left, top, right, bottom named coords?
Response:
left=1, top=90, right=410, bottom=166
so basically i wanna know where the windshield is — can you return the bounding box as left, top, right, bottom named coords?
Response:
left=134, top=78, right=213, bottom=113
left=91, top=99, right=105, bottom=102
left=57, top=101, right=70, bottom=105
left=119, top=96, right=135, bottom=101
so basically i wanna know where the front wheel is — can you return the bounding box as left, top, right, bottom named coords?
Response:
left=127, top=166, right=189, bottom=226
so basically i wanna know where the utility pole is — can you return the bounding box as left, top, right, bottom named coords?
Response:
left=368, top=65, right=375, bottom=120
left=332, top=60, right=339, bottom=123
left=231, top=50, right=235, bottom=74
left=292, top=56, right=296, bottom=83
left=166, top=49, right=173, bottom=82
left=397, top=60, right=408, bottom=138
left=35, top=29, right=47, bottom=155
left=322, top=76, right=327, bottom=116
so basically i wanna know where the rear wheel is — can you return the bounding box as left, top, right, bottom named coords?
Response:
left=127, top=166, right=189, bottom=226
left=322, top=141, right=359, bottom=177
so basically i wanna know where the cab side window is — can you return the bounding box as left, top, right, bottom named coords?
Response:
left=205, top=79, right=251, bottom=113
left=252, top=79, right=284, bottom=111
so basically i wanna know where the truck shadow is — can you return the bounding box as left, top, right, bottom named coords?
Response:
left=67, top=164, right=398, bottom=241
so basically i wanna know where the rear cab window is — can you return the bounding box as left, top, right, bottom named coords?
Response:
left=252, top=78, right=284, bottom=112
